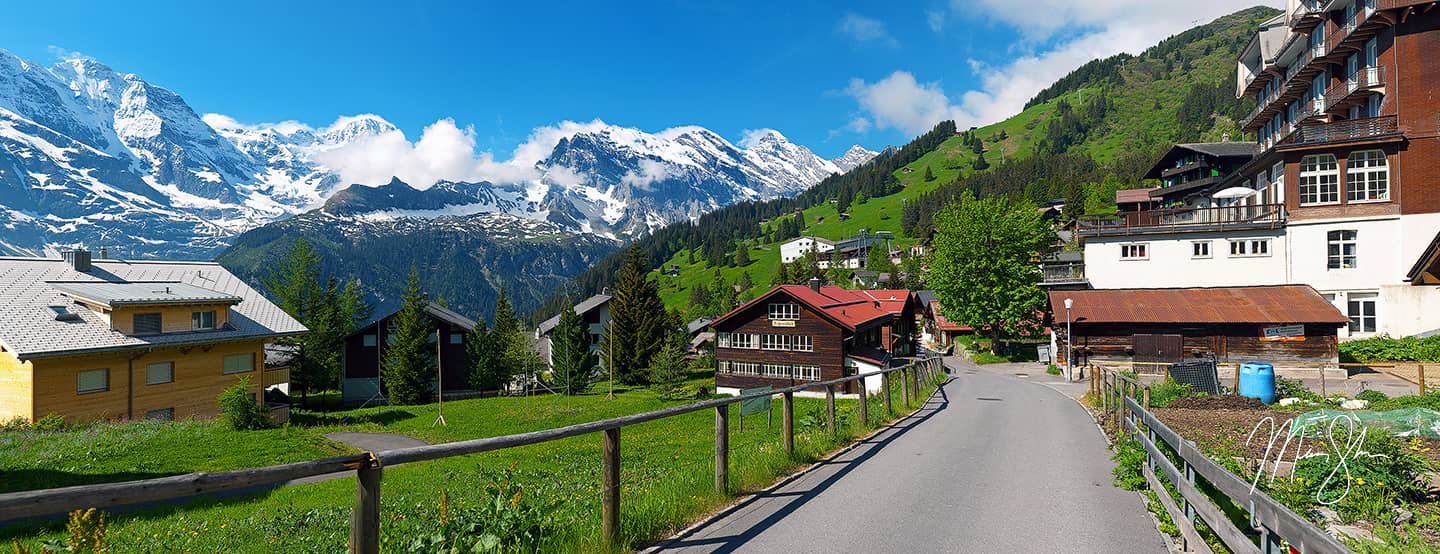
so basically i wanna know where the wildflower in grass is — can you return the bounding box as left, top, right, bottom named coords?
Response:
left=1356, top=478, right=1365, bottom=485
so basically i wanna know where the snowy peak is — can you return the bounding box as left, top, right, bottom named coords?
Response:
left=831, top=144, right=879, bottom=173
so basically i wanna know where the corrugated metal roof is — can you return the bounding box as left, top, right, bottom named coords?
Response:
left=51, top=281, right=242, bottom=307
left=1049, top=285, right=1348, bottom=325
left=0, top=257, right=307, bottom=359
left=1115, top=187, right=1160, bottom=204
left=712, top=285, right=911, bottom=331
left=927, top=300, right=971, bottom=332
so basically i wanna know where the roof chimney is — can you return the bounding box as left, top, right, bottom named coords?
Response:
left=98, top=246, right=107, bottom=259
left=807, top=277, right=821, bottom=293
left=63, top=249, right=92, bottom=272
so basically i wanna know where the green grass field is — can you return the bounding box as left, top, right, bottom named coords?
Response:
left=1, top=372, right=945, bottom=552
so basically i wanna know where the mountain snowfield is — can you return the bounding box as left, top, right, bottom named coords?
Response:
left=0, top=49, right=876, bottom=258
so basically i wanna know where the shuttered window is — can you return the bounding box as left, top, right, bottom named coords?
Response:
left=223, top=353, right=255, bottom=375
left=77, top=369, right=109, bottom=394
left=146, top=362, right=174, bottom=385
left=133, top=313, right=162, bottom=335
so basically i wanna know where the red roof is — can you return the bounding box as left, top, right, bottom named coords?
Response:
left=927, top=300, right=971, bottom=332
left=1114, top=187, right=1159, bottom=204
left=713, top=285, right=906, bottom=331
left=1049, top=285, right=1348, bottom=325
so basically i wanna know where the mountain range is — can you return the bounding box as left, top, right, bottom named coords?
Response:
left=0, top=48, right=875, bottom=260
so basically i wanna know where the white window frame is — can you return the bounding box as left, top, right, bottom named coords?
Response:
left=1229, top=239, right=1272, bottom=258
left=191, top=310, right=216, bottom=331
left=725, top=333, right=757, bottom=349
left=223, top=353, right=255, bottom=375
left=1271, top=162, right=1286, bottom=205
left=1347, top=293, right=1378, bottom=335
left=768, top=303, right=800, bottom=321
left=1120, top=243, right=1149, bottom=260
left=1346, top=150, right=1388, bottom=202
left=1328, top=230, right=1358, bottom=270
left=794, top=335, right=813, bottom=352
left=1299, top=154, right=1340, bottom=206
left=77, top=368, right=109, bottom=394
left=146, top=361, right=174, bottom=385
left=1191, top=241, right=1212, bottom=259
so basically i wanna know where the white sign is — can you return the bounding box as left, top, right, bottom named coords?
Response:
left=1261, top=324, right=1305, bottom=342
left=771, top=320, right=796, bottom=328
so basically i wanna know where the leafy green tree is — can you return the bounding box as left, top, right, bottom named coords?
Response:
left=218, top=377, right=271, bottom=431
left=902, top=253, right=924, bottom=291
left=485, top=289, right=525, bottom=390
left=550, top=306, right=598, bottom=395
left=381, top=267, right=435, bottom=404
left=865, top=244, right=890, bottom=271
left=603, top=247, right=667, bottom=384
left=707, top=271, right=738, bottom=317
left=927, top=191, right=1056, bottom=354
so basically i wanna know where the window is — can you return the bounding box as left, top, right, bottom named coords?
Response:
left=1299, top=155, right=1339, bottom=205
left=223, top=353, right=255, bottom=375
left=718, top=332, right=756, bottom=349
left=1328, top=230, right=1358, bottom=269
left=77, top=368, right=109, bottom=394
left=1346, top=150, right=1388, bottom=201
left=794, top=335, right=813, bottom=352
left=133, top=313, right=162, bottom=335
left=1120, top=243, right=1148, bottom=260
left=795, top=365, right=821, bottom=381
left=449, top=333, right=464, bottom=345
left=146, top=362, right=174, bottom=385
left=761, top=334, right=787, bottom=350
left=1191, top=241, right=1212, bottom=259
left=1348, top=294, right=1377, bottom=334
left=768, top=303, right=799, bottom=320
left=362, top=334, right=377, bottom=347
left=145, top=408, right=174, bottom=421
left=1271, top=163, right=1285, bottom=205
left=191, top=310, right=216, bottom=331
left=1230, top=239, right=1271, bottom=257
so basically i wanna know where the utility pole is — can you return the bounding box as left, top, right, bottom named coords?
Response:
left=433, top=327, right=446, bottom=426
left=607, top=323, right=615, bottom=400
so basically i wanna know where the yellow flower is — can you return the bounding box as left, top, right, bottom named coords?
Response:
left=1357, top=478, right=1365, bottom=485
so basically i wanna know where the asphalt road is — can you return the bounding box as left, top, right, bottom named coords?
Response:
left=650, top=359, right=1168, bottom=553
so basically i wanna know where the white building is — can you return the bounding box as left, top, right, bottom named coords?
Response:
left=779, top=236, right=835, bottom=264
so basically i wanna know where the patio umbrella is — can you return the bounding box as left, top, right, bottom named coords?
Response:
left=1211, top=186, right=1257, bottom=199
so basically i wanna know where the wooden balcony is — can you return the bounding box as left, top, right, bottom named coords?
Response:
left=1077, top=204, right=1287, bottom=237
left=1040, top=263, right=1087, bottom=286
left=1277, top=115, right=1400, bottom=148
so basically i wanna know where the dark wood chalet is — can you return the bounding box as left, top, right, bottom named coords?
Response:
left=1048, top=285, right=1348, bottom=372
left=709, top=280, right=920, bottom=394
left=341, top=302, right=477, bottom=406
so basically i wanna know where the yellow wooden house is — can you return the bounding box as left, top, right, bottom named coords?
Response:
left=0, top=251, right=306, bottom=423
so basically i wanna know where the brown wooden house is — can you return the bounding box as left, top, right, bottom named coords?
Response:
left=709, top=279, right=920, bottom=394
left=341, top=302, right=476, bottom=406
left=1048, top=285, right=1348, bottom=372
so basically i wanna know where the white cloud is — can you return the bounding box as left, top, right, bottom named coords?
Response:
left=315, top=119, right=540, bottom=189
left=838, top=13, right=899, bottom=48
left=926, top=9, right=946, bottom=33
left=843, top=1, right=1279, bottom=134
left=846, top=117, right=872, bottom=133
left=620, top=159, right=675, bottom=190
left=737, top=128, right=784, bottom=149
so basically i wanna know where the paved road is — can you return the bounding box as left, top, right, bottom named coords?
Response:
left=650, top=358, right=1167, bottom=553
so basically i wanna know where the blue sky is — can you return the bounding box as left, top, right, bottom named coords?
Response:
left=1, top=0, right=1275, bottom=162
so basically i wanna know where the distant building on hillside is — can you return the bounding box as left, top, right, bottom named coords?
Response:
left=780, top=236, right=835, bottom=264
left=534, top=292, right=613, bottom=367
left=341, top=302, right=476, bottom=406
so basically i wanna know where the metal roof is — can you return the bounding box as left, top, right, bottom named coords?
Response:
left=1049, top=285, right=1349, bottom=326
left=686, top=317, right=714, bottom=335
left=0, top=257, right=307, bottom=359
left=1115, top=187, right=1160, bottom=204
left=51, top=281, right=242, bottom=307
left=536, top=293, right=613, bottom=336
left=1143, top=143, right=1258, bottom=180
left=712, top=285, right=914, bottom=332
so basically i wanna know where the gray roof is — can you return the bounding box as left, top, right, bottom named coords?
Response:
left=915, top=290, right=938, bottom=306
left=0, top=257, right=307, bottom=359
left=51, top=281, right=243, bottom=307
left=353, top=301, right=477, bottom=336
left=537, top=293, right=613, bottom=336
left=1178, top=142, right=1260, bottom=158
left=686, top=317, right=714, bottom=335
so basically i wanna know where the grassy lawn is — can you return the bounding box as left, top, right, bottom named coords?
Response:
left=1, top=372, right=946, bottom=552
left=954, top=335, right=1043, bottom=365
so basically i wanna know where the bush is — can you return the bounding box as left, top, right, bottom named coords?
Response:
left=1110, top=438, right=1147, bottom=491
left=1276, top=377, right=1322, bottom=402
left=1148, top=379, right=1195, bottom=408
left=402, top=465, right=566, bottom=552
left=218, top=377, right=272, bottom=431
left=1046, top=364, right=1061, bottom=376
left=1355, top=390, right=1390, bottom=404
left=1340, top=334, right=1440, bottom=363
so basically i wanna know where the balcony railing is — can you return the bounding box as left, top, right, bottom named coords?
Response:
left=1040, top=263, right=1086, bottom=285
left=1277, top=114, right=1399, bottom=147
left=1324, top=66, right=1385, bottom=112
left=1077, top=204, right=1287, bottom=237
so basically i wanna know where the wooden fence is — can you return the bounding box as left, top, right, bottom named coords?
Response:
left=0, top=357, right=947, bottom=553
left=1094, top=367, right=1354, bottom=554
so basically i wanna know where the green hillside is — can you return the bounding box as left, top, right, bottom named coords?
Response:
left=547, top=6, right=1281, bottom=321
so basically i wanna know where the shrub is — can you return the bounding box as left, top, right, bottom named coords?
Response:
left=218, top=377, right=271, bottom=431
left=1046, top=364, right=1061, bottom=376
left=62, top=508, right=106, bottom=552
left=1111, top=438, right=1147, bottom=491
left=403, top=464, right=566, bottom=552
left=1355, top=390, right=1390, bottom=404
left=1276, top=377, right=1322, bottom=402
left=1339, top=334, right=1440, bottom=363
left=1148, top=379, right=1195, bottom=408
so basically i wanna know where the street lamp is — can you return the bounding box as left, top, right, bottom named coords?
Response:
left=1064, top=298, right=1074, bottom=382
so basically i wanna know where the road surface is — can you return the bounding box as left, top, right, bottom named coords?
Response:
left=650, top=358, right=1168, bottom=553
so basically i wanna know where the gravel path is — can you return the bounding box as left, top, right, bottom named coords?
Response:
left=649, top=358, right=1167, bottom=553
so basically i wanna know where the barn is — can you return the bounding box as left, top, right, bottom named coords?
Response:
left=1048, top=285, right=1348, bottom=371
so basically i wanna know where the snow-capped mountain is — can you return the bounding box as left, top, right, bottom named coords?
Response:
left=0, top=49, right=865, bottom=258
left=831, top=144, right=879, bottom=173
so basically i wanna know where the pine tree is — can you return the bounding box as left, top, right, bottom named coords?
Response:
left=923, top=166, right=936, bottom=182
left=489, top=289, right=523, bottom=389
left=972, top=152, right=990, bottom=171
left=648, top=333, right=690, bottom=391
left=381, top=267, right=435, bottom=404
left=551, top=306, right=598, bottom=395
left=465, top=318, right=501, bottom=391
left=735, top=245, right=751, bottom=266
left=605, top=247, right=666, bottom=385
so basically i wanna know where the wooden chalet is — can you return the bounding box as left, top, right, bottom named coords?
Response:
left=341, top=302, right=476, bottom=406
left=1048, top=285, right=1348, bottom=371
left=709, top=279, right=920, bottom=394
left=922, top=299, right=972, bottom=351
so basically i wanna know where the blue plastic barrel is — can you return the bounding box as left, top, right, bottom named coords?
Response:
left=1239, top=362, right=1276, bottom=404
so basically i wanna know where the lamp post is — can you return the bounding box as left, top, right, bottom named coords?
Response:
left=1064, top=298, right=1074, bottom=382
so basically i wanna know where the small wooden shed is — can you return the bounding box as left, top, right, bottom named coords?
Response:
left=1048, top=285, right=1349, bottom=371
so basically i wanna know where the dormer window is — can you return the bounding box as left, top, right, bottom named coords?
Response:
left=192, top=310, right=217, bottom=331
left=768, top=303, right=800, bottom=320
left=133, top=313, right=162, bottom=335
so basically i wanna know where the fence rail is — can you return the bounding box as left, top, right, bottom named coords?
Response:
left=1092, top=366, right=1354, bottom=554
left=0, top=357, right=947, bottom=553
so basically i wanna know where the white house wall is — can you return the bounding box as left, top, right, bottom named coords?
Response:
left=1083, top=229, right=1288, bottom=289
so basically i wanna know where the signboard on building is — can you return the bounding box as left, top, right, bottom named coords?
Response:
left=1260, top=324, right=1306, bottom=342
left=771, top=320, right=796, bottom=328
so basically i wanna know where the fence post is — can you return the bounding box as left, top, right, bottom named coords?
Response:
left=782, top=391, right=794, bottom=456
left=1420, top=364, right=1428, bottom=396
left=602, top=427, right=620, bottom=547
left=883, top=371, right=893, bottom=415
left=1143, top=386, right=1151, bottom=410
left=902, top=366, right=911, bottom=407
left=825, top=384, right=836, bottom=434
left=349, top=454, right=381, bottom=554
left=715, top=405, right=729, bottom=495
left=859, top=376, right=869, bottom=427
